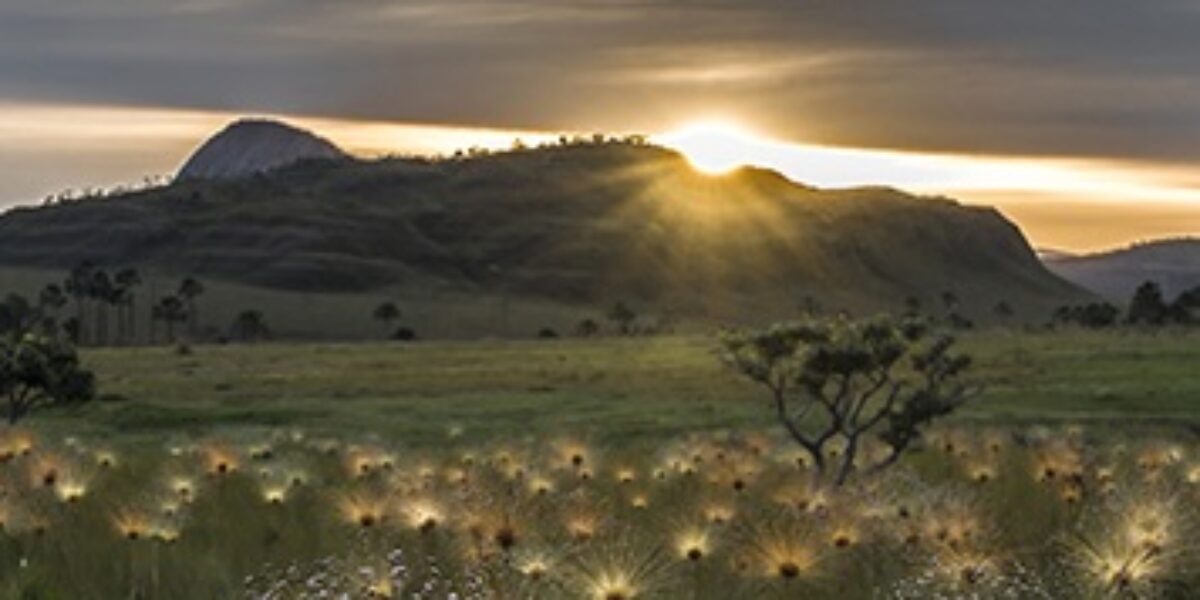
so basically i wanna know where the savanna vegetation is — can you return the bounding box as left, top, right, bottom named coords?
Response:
left=1, top=259, right=1198, bottom=598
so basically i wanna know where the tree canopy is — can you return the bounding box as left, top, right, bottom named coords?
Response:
left=0, top=333, right=95, bottom=424
left=721, top=316, right=978, bottom=485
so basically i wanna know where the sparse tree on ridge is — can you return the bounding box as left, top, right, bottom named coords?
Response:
left=373, top=302, right=401, bottom=338
left=721, top=316, right=979, bottom=485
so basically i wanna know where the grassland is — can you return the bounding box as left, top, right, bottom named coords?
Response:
left=34, top=328, right=1200, bottom=446
left=2, top=329, right=1199, bottom=598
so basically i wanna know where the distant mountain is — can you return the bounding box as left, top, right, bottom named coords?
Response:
left=1044, top=239, right=1200, bottom=301
left=177, top=119, right=347, bottom=180
left=0, top=136, right=1088, bottom=321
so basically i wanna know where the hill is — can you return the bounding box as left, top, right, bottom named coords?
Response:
left=0, top=133, right=1087, bottom=330
left=1044, top=238, right=1200, bottom=301
left=176, top=119, right=347, bottom=180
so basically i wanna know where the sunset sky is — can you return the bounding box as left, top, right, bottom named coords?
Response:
left=3, top=0, right=1200, bottom=252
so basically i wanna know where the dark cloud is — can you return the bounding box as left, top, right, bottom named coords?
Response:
left=2, top=0, right=1200, bottom=161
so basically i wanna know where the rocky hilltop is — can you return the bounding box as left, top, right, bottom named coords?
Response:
left=176, top=119, right=347, bottom=180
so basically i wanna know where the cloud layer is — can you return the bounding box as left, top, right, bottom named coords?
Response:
left=4, top=0, right=1200, bottom=162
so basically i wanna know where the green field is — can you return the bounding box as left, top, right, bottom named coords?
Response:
left=3, top=330, right=1199, bottom=598
left=35, top=329, right=1200, bottom=445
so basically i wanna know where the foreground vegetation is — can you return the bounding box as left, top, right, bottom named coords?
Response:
left=0, top=329, right=1196, bottom=597
left=0, top=424, right=1197, bottom=598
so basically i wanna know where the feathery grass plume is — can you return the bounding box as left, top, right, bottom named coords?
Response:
left=699, top=493, right=738, bottom=526
left=1135, top=442, right=1184, bottom=474
left=258, top=465, right=301, bottom=505
left=769, top=478, right=828, bottom=513
left=672, top=522, right=716, bottom=563
left=26, top=451, right=66, bottom=489
left=396, top=494, right=446, bottom=534
left=1031, top=438, right=1085, bottom=484
left=343, top=444, right=395, bottom=478
left=733, top=508, right=825, bottom=588
left=112, top=507, right=152, bottom=541
left=198, top=441, right=241, bottom=476
left=337, top=488, right=390, bottom=529
left=50, top=460, right=92, bottom=504
left=1062, top=485, right=1198, bottom=596
left=0, top=428, right=36, bottom=461
left=526, top=471, right=558, bottom=497
left=552, top=438, right=596, bottom=475
left=565, top=536, right=674, bottom=600
left=706, top=451, right=762, bottom=493
left=92, top=447, right=119, bottom=469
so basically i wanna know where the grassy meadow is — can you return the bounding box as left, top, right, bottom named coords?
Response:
left=45, top=328, right=1200, bottom=443
left=1, top=329, right=1198, bottom=598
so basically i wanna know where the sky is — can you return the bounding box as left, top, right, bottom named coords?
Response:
left=3, top=0, right=1200, bottom=252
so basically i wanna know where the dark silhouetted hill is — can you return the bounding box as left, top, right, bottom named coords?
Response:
left=0, top=137, right=1088, bottom=320
left=1044, top=239, right=1200, bottom=301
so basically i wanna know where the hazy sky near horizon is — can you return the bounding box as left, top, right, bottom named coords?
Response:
left=3, top=0, right=1200, bottom=251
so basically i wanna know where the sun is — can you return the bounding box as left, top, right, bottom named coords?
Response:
left=657, top=121, right=762, bottom=175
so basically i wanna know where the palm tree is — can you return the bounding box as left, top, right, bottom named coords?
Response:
left=157, top=296, right=187, bottom=343
left=231, top=310, right=270, bottom=342
left=373, top=302, right=400, bottom=338
left=114, top=268, right=142, bottom=344
left=90, top=269, right=114, bottom=346
left=38, top=284, right=67, bottom=336
left=64, top=262, right=95, bottom=344
left=177, top=277, right=204, bottom=339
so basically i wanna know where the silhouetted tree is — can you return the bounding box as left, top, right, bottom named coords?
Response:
left=90, top=269, right=115, bottom=346
left=721, top=316, right=979, bottom=485
left=0, top=294, right=38, bottom=336
left=64, top=262, right=95, bottom=344
left=576, top=318, right=599, bottom=337
left=37, top=284, right=67, bottom=336
left=1127, top=281, right=1168, bottom=325
left=177, top=277, right=204, bottom=339
left=607, top=302, right=636, bottom=335
left=0, top=334, right=95, bottom=424
left=156, top=296, right=187, bottom=343
left=231, top=310, right=270, bottom=343
left=373, top=302, right=401, bottom=338
left=114, top=268, right=142, bottom=344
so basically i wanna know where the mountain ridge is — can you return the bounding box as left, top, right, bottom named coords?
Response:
left=0, top=129, right=1089, bottom=321
left=1044, top=238, right=1200, bottom=301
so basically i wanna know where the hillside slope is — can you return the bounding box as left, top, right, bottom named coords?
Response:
left=1044, top=239, right=1200, bottom=301
left=0, top=139, right=1087, bottom=321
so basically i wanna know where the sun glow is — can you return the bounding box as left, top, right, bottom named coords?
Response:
left=658, top=121, right=764, bottom=175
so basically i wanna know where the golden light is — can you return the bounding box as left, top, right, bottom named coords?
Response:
left=657, top=121, right=763, bottom=175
